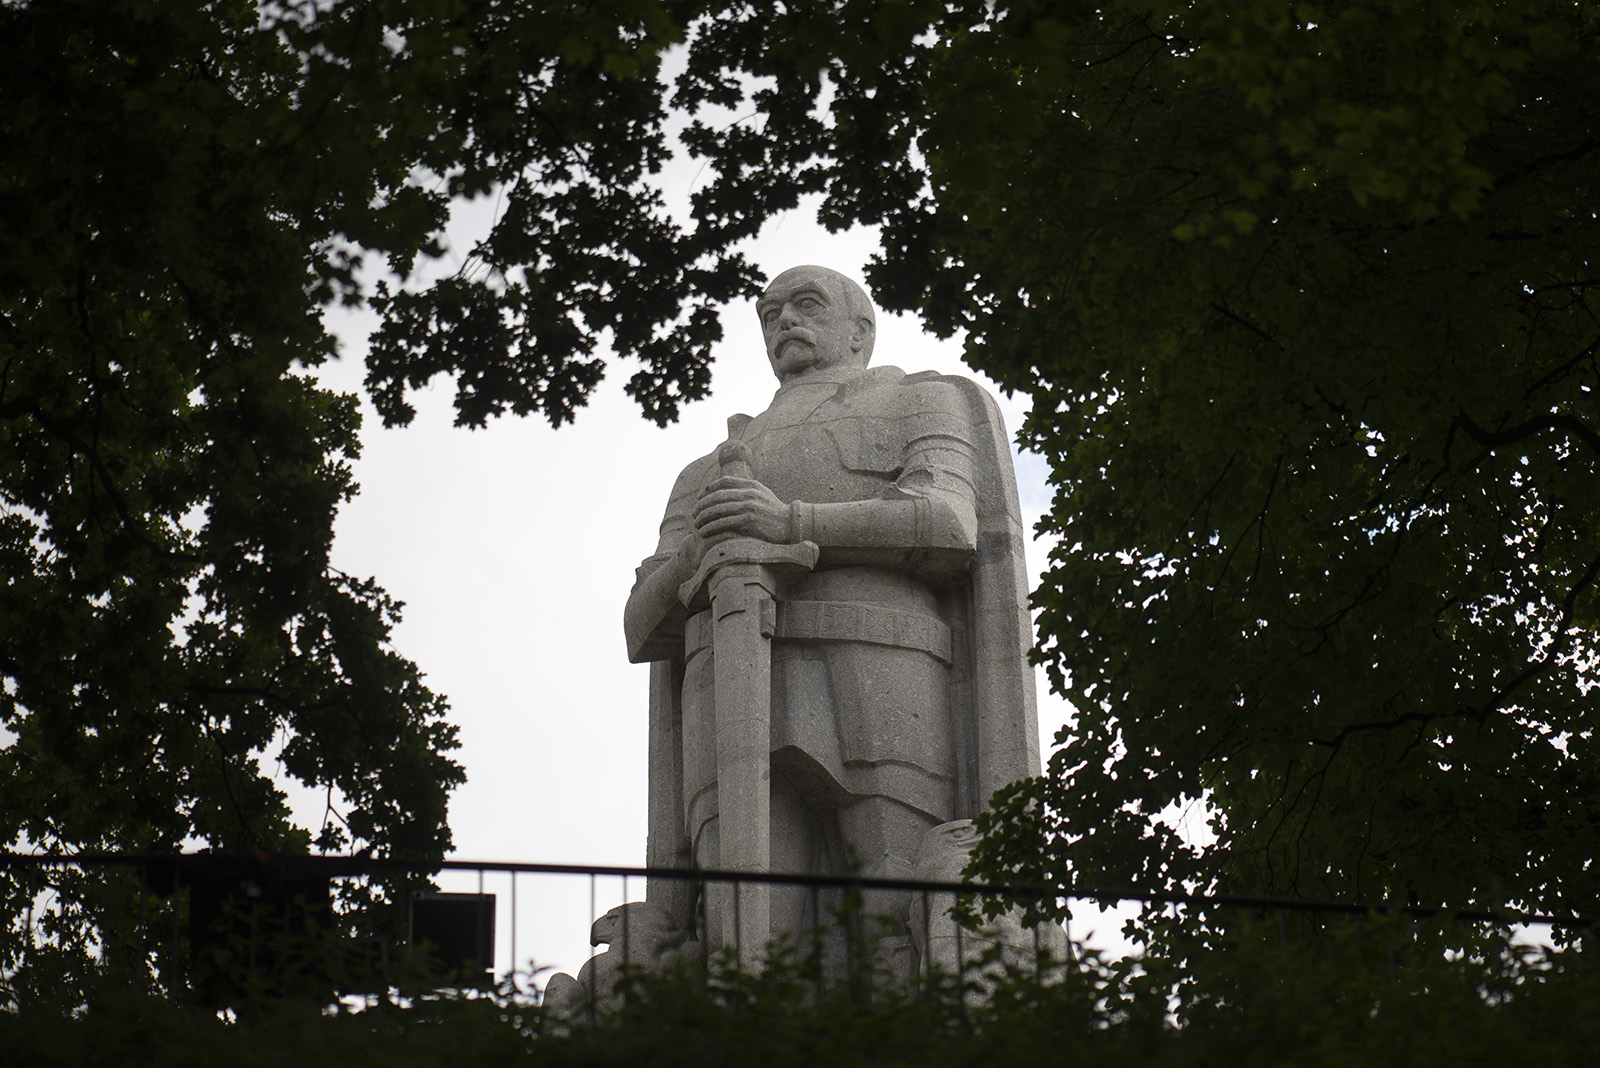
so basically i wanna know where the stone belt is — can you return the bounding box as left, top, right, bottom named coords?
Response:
left=686, top=600, right=952, bottom=665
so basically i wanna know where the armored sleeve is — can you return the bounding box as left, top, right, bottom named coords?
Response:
left=789, top=378, right=979, bottom=573
left=624, top=455, right=714, bottom=662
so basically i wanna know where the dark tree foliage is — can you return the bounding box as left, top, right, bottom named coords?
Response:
left=923, top=2, right=1600, bottom=928
left=0, top=0, right=758, bottom=1000
left=0, top=0, right=433, bottom=997
left=7, top=929, right=1600, bottom=1068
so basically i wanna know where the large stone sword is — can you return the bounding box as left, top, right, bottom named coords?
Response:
left=678, top=439, right=817, bottom=967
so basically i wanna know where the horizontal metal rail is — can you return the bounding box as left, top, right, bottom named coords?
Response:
left=1, top=851, right=1591, bottom=929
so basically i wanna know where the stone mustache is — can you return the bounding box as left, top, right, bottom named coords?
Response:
left=551, top=265, right=1045, bottom=1009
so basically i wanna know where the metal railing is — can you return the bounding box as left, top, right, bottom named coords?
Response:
left=0, top=851, right=1587, bottom=1006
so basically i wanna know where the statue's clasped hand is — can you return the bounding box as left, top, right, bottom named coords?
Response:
left=692, top=476, right=792, bottom=545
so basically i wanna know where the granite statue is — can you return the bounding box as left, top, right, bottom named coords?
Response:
left=616, top=264, right=1041, bottom=976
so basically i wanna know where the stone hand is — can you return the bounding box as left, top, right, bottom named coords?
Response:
left=693, top=476, right=792, bottom=544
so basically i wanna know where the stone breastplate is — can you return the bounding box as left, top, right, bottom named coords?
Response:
left=734, top=382, right=902, bottom=507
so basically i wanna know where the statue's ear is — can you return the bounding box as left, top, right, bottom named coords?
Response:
left=852, top=317, right=873, bottom=352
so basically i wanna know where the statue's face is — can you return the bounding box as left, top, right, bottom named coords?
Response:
left=757, top=268, right=869, bottom=381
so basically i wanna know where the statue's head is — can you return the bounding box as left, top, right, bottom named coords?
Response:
left=757, top=265, right=876, bottom=382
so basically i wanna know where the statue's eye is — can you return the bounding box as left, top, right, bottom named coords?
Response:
left=761, top=307, right=779, bottom=325
left=796, top=296, right=821, bottom=311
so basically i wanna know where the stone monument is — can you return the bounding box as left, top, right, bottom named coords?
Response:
left=622, top=264, right=1041, bottom=967
left=543, top=265, right=1044, bottom=1011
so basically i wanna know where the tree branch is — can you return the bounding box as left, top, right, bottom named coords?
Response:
left=1455, top=409, right=1600, bottom=460
left=1208, top=299, right=1278, bottom=346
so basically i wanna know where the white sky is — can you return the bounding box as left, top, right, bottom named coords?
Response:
left=309, top=160, right=1132, bottom=977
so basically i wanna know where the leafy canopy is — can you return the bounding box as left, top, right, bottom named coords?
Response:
left=925, top=1, right=1600, bottom=925
left=0, top=0, right=755, bottom=999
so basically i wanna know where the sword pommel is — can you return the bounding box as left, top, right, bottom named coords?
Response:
left=717, top=439, right=754, bottom=480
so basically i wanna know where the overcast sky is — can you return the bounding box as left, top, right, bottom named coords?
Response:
left=308, top=177, right=1131, bottom=978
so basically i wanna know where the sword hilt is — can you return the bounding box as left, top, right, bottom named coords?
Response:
left=679, top=438, right=816, bottom=610
left=717, top=439, right=754, bottom=481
